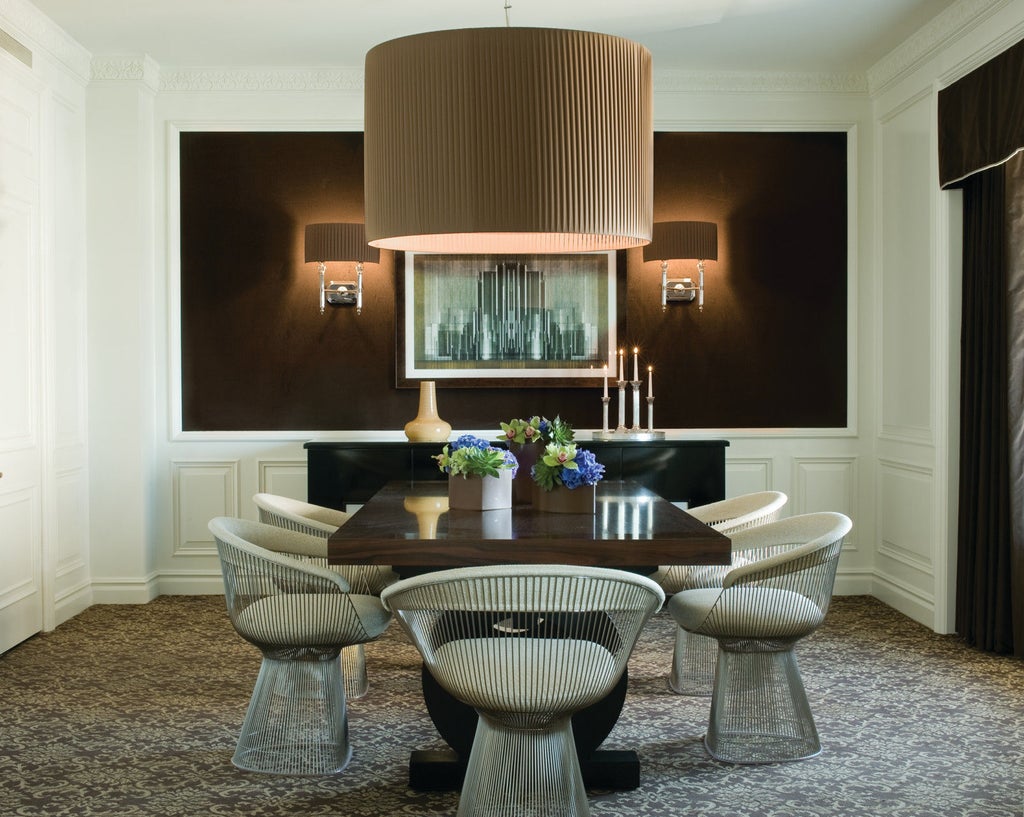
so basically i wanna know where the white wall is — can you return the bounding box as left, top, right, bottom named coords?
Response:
left=0, top=0, right=92, bottom=631
left=11, top=0, right=1024, bottom=635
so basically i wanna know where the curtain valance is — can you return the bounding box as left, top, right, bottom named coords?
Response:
left=938, top=36, right=1024, bottom=189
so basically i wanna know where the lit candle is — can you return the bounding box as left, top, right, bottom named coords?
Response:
left=648, top=365, right=653, bottom=398
left=603, top=364, right=609, bottom=398
left=632, top=347, right=639, bottom=381
left=618, top=348, right=624, bottom=382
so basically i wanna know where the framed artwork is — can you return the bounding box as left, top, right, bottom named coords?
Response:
left=398, top=251, right=617, bottom=387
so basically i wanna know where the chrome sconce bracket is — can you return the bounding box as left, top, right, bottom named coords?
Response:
left=665, top=277, right=696, bottom=303
left=660, top=258, right=706, bottom=312
left=318, top=263, right=364, bottom=315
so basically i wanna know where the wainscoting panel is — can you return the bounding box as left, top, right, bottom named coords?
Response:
left=54, top=469, right=87, bottom=574
left=792, top=456, right=858, bottom=549
left=723, top=457, right=773, bottom=498
left=171, top=460, right=239, bottom=556
left=0, top=487, right=42, bottom=652
left=876, top=458, right=934, bottom=574
left=257, top=459, right=307, bottom=501
left=0, top=490, right=38, bottom=601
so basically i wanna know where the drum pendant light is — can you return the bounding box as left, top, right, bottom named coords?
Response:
left=363, top=26, right=653, bottom=253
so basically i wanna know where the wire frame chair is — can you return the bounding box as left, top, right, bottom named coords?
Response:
left=668, top=512, right=852, bottom=764
left=253, top=492, right=398, bottom=699
left=210, top=517, right=392, bottom=775
left=381, top=564, right=665, bottom=817
left=650, top=491, right=788, bottom=696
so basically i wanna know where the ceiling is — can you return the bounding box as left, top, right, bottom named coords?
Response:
left=28, top=0, right=962, bottom=75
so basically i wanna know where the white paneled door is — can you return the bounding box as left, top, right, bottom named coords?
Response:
left=0, top=60, right=43, bottom=654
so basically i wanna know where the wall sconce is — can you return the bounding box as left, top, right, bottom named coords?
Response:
left=304, top=222, right=380, bottom=315
left=642, top=221, right=718, bottom=312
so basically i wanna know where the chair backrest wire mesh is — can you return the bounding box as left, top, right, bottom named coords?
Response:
left=698, top=513, right=851, bottom=644
left=384, top=568, right=664, bottom=719
left=212, top=524, right=375, bottom=655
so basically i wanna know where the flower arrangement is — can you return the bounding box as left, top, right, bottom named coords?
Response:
left=435, top=434, right=519, bottom=479
left=531, top=442, right=605, bottom=492
left=498, top=415, right=575, bottom=446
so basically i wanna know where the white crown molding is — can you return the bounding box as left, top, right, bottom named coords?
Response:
left=91, top=54, right=160, bottom=90
left=653, top=69, right=866, bottom=94
left=149, top=63, right=860, bottom=95
left=0, top=0, right=91, bottom=81
left=159, top=66, right=364, bottom=92
left=866, top=0, right=1010, bottom=95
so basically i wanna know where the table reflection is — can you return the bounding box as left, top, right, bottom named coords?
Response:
left=403, top=495, right=449, bottom=538
left=400, top=484, right=662, bottom=541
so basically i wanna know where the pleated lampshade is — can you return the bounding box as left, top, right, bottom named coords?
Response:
left=304, top=223, right=380, bottom=264
left=642, top=221, right=718, bottom=262
left=363, top=27, right=653, bottom=254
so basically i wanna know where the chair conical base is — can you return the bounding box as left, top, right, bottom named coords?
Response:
left=341, top=644, right=368, bottom=700
left=705, top=647, right=820, bottom=764
left=233, top=656, right=351, bottom=775
left=669, top=626, right=715, bottom=696
left=457, top=714, right=589, bottom=817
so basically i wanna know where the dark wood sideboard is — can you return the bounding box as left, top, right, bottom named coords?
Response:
left=305, top=438, right=729, bottom=511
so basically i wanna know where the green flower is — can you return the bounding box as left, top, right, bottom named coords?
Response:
left=498, top=416, right=543, bottom=445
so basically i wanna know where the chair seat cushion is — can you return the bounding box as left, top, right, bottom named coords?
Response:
left=432, top=637, right=617, bottom=713
left=668, top=586, right=824, bottom=639
left=235, top=593, right=391, bottom=647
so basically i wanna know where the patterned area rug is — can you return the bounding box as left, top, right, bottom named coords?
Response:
left=1, top=595, right=1021, bottom=816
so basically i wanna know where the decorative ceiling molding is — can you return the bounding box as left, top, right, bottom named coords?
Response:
left=159, top=67, right=364, bottom=92
left=866, top=0, right=1008, bottom=95
left=654, top=69, right=867, bottom=95
left=0, top=0, right=91, bottom=81
left=91, top=55, right=160, bottom=91
left=153, top=64, right=862, bottom=95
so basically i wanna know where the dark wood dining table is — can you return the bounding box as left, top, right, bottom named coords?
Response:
left=328, top=479, right=732, bottom=791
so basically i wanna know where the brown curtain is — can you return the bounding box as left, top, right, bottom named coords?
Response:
left=1007, top=153, right=1024, bottom=656
left=956, top=163, right=1013, bottom=653
left=941, top=37, right=1024, bottom=656
left=938, top=37, right=1024, bottom=188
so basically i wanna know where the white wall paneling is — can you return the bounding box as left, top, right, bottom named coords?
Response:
left=792, top=456, right=858, bottom=525
left=872, top=454, right=937, bottom=626
left=0, top=50, right=45, bottom=652
left=171, top=460, right=239, bottom=556
left=877, top=92, right=935, bottom=445
left=257, top=459, right=308, bottom=500
left=724, top=457, right=774, bottom=498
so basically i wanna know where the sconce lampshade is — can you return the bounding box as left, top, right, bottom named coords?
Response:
left=363, top=27, right=653, bottom=254
left=304, top=223, right=380, bottom=264
left=643, top=221, right=718, bottom=262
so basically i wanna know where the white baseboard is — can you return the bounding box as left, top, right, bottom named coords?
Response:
left=834, top=567, right=874, bottom=596
left=54, top=582, right=93, bottom=626
left=870, top=571, right=935, bottom=630
left=90, top=574, right=161, bottom=604
left=156, top=571, right=225, bottom=596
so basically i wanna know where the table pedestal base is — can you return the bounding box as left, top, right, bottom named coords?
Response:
left=408, top=748, right=640, bottom=792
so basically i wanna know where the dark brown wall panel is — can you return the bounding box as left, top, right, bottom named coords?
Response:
left=179, top=131, right=846, bottom=431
